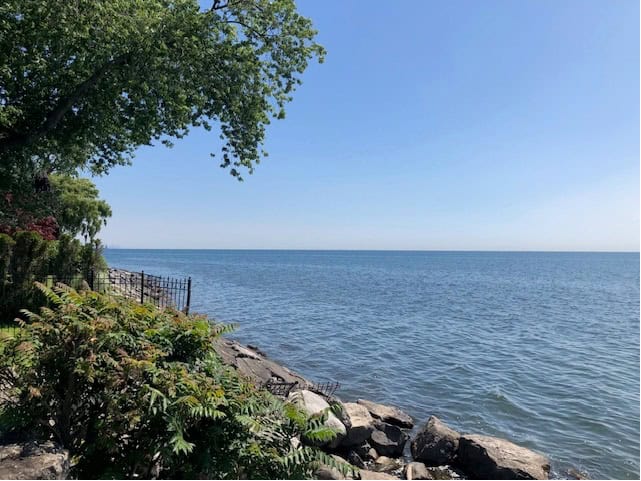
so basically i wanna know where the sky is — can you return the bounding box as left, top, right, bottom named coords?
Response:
left=93, top=0, right=640, bottom=251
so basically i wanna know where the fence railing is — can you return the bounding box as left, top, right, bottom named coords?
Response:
left=1, top=268, right=191, bottom=336
left=51, top=268, right=192, bottom=314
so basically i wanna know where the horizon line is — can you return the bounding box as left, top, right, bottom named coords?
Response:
left=103, top=247, right=640, bottom=254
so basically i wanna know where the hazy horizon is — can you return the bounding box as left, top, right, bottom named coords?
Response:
left=103, top=246, right=640, bottom=254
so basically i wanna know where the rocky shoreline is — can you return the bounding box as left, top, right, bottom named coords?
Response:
left=214, top=338, right=555, bottom=480
left=0, top=274, right=570, bottom=480
left=0, top=338, right=556, bottom=481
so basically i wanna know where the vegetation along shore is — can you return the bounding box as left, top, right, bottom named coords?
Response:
left=1, top=264, right=557, bottom=480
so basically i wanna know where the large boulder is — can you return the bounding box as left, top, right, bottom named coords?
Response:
left=357, top=399, right=413, bottom=428
left=214, top=339, right=308, bottom=388
left=373, top=456, right=403, bottom=472
left=316, top=454, right=356, bottom=480
left=0, top=442, right=69, bottom=479
left=405, top=462, right=433, bottom=480
left=369, top=421, right=409, bottom=458
left=357, top=469, right=401, bottom=480
left=341, top=403, right=375, bottom=447
left=411, top=416, right=460, bottom=465
left=288, top=390, right=346, bottom=448
left=457, top=434, right=550, bottom=480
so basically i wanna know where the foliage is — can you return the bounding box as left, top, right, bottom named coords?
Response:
left=1, top=172, right=110, bottom=241
left=49, top=175, right=111, bottom=241
left=0, top=233, right=14, bottom=284
left=0, top=231, right=105, bottom=321
left=0, top=284, right=349, bottom=479
left=0, top=0, right=325, bottom=181
left=0, top=172, right=59, bottom=237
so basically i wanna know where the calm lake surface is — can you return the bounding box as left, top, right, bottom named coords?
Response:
left=104, top=249, right=639, bottom=479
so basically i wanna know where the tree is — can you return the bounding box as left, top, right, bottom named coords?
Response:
left=0, top=0, right=324, bottom=180
left=50, top=175, right=111, bottom=241
left=0, top=174, right=111, bottom=242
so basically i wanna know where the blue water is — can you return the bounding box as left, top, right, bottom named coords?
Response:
left=104, top=249, right=639, bottom=479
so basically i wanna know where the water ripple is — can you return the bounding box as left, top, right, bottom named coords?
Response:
left=105, top=250, right=640, bottom=480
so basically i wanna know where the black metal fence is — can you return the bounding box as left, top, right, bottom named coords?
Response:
left=1, top=268, right=191, bottom=338
left=50, top=268, right=192, bottom=313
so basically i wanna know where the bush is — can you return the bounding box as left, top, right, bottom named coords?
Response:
left=0, top=232, right=106, bottom=321
left=0, top=284, right=347, bottom=479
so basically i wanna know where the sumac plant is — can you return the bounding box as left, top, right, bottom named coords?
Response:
left=0, top=284, right=349, bottom=479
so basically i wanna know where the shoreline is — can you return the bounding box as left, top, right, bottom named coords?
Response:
left=214, top=337, right=557, bottom=480
left=108, top=267, right=583, bottom=480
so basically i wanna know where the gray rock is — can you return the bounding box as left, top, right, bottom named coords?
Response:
left=457, top=434, right=550, bottom=480
left=341, top=402, right=375, bottom=447
left=288, top=390, right=346, bottom=448
left=373, top=456, right=403, bottom=472
left=317, top=464, right=347, bottom=480
left=357, top=469, right=401, bottom=480
left=357, top=399, right=414, bottom=428
left=411, top=416, right=460, bottom=465
left=316, top=455, right=357, bottom=480
left=0, top=442, right=69, bottom=479
left=215, top=338, right=308, bottom=387
left=405, top=462, right=434, bottom=480
left=353, top=442, right=379, bottom=461
left=369, top=421, right=408, bottom=458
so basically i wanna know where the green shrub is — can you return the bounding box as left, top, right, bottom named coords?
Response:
left=0, top=232, right=107, bottom=321
left=0, top=233, right=14, bottom=282
left=0, top=284, right=347, bottom=479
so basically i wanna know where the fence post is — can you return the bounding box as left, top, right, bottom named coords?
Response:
left=185, top=277, right=191, bottom=315
left=88, top=269, right=94, bottom=290
left=140, top=271, right=145, bottom=304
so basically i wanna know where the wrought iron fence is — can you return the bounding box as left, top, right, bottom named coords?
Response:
left=261, top=380, right=341, bottom=399
left=1, top=268, right=191, bottom=338
left=307, top=381, right=341, bottom=399
left=49, top=268, right=192, bottom=313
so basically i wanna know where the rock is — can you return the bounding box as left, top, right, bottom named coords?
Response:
left=357, top=399, right=414, bottom=428
left=405, top=462, right=433, bottom=480
left=567, top=468, right=589, bottom=480
left=317, top=464, right=346, bottom=480
left=0, top=442, right=69, bottom=479
left=215, top=338, right=308, bottom=388
left=411, top=416, right=460, bottom=465
left=357, top=469, right=401, bottom=480
left=373, top=456, right=402, bottom=472
left=288, top=390, right=346, bottom=448
left=316, top=455, right=357, bottom=480
left=341, top=403, right=375, bottom=447
left=369, top=421, right=408, bottom=458
left=353, top=442, right=379, bottom=461
left=347, top=451, right=366, bottom=469
left=457, top=434, right=550, bottom=480
left=425, top=465, right=464, bottom=480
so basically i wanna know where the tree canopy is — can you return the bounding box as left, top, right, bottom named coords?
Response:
left=0, top=173, right=111, bottom=241
left=0, top=0, right=324, bottom=180
left=49, top=175, right=111, bottom=241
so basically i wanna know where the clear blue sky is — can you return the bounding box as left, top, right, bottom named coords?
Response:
left=94, top=0, right=640, bottom=251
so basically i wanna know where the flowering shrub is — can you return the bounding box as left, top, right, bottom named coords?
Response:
left=23, top=216, right=59, bottom=240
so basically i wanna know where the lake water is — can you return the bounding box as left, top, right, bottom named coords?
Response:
left=104, top=249, right=639, bottom=479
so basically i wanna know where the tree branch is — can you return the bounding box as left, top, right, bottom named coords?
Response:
left=0, top=53, right=131, bottom=155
